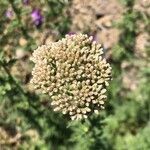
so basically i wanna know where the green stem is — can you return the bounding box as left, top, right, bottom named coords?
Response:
left=8, top=0, right=30, bottom=39
left=1, top=62, right=26, bottom=96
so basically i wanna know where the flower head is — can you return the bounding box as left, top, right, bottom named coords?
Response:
left=5, top=9, right=13, bottom=19
left=31, top=9, right=43, bottom=26
left=31, top=34, right=112, bottom=120
left=67, top=32, right=76, bottom=35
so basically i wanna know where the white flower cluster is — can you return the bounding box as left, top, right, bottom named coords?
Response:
left=31, top=34, right=112, bottom=120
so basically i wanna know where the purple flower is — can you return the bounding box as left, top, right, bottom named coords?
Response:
left=5, top=9, right=13, bottom=19
left=67, top=32, right=76, bottom=35
left=23, top=0, right=29, bottom=5
left=31, top=9, right=43, bottom=26
left=90, top=34, right=97, bottom=42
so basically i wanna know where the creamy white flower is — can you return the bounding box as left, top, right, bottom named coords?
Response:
left=31, top=34, right=112, bottom=120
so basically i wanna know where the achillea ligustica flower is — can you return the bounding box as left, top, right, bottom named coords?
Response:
left=31, top=34, right=112, bottom=120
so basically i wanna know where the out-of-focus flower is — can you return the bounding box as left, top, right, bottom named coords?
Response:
left=5, top=9, right=13, bottom=19
left=19, top=37, right=27, bottom=46
left=30, top=34, right=112, bottom=120
left=23, top=0, right=29, bottom=5
left=90, top=34, right=97, bottom=42
left=70, top=0, right=124, bottom=51
left=68, top=32, right=76, bottom=35
left=0, top=127, right=21, bottom=146
left=134, top=0, right=150, bottom=15
left=31, top=9, right=43, bottom=26
left=135, top=32, right=149, bottom=58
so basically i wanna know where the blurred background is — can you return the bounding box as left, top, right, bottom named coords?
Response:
left=0, top=0, right=149, bottom=149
